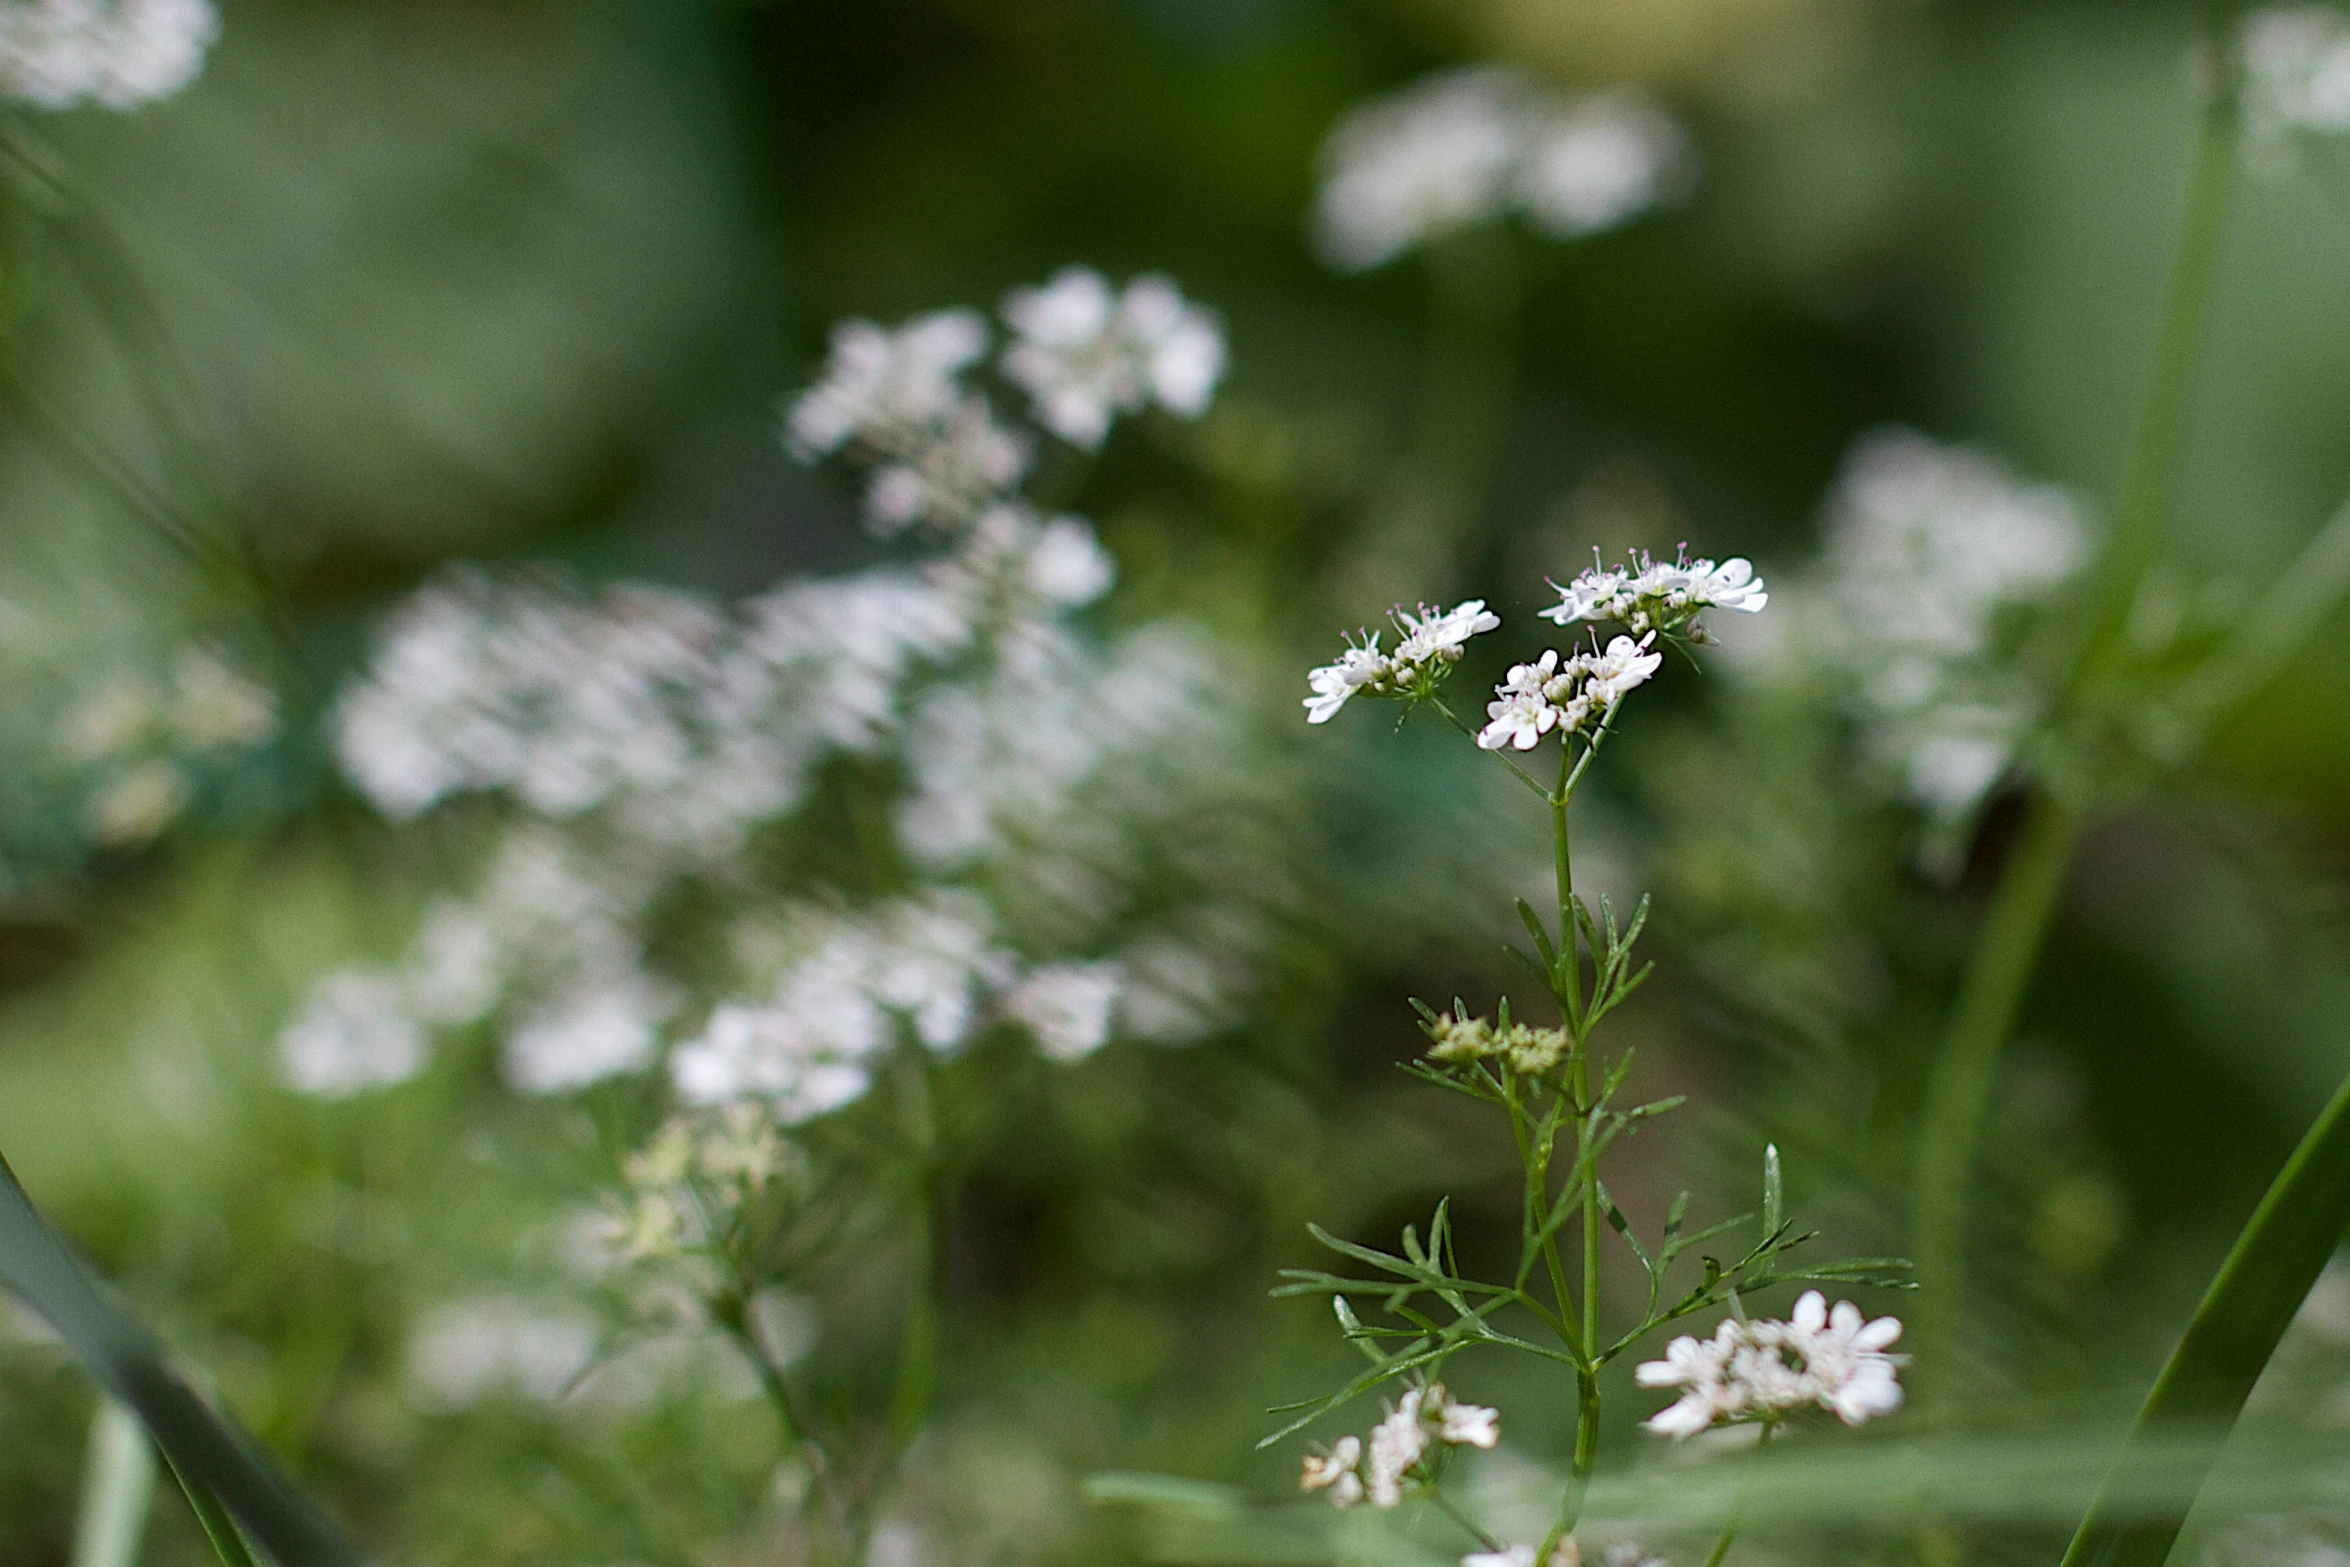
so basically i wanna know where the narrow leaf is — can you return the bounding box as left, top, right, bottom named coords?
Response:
left=1517, top=900, right=1557, bottom=966
left=0, top=1151, right=363, bottom=1567
left=1762, top=1144, right=1784, bottom=1238
left=2060, top=1062, right=2350, bottom=1567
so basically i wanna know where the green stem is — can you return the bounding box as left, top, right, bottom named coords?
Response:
left=1908, top=791, right=2084, bottom=1387
left=2071, top=26, right=2239, bottom=687
left=1910, top=8, right=2241, bottom=1393
left=1431, top=1484, right=1505, bottom=1552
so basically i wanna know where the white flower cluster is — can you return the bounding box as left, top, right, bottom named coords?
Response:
left=1463, top=1541, right=1658, bottom=1567
left=1634, top=1290, right=1905, bottom=1439
left=786, top=270, right=1224, bottom=532
left=1297, top=1383, right=1499, bottom=1509
left=0, top=0, right=217, bottom=110
left=2239, top=6, right=2350, bottom=164
left=1303, top=599, right=1499, bottom=724
left=1478, top=634, right=1663, bottom=752
left=1001, top=267, right=1225, bottom=449
left=287, top=268, right=1272, bottom=1128
left=598, top=1104, right=801, bottom=1262
left=1542, top=550, right=1768, bottom=638
left=1311, top=67, right=1694, bottom=272
left=1734, top=427, right=2092, bottom=822
left=58, top=645, right=277, bottom=847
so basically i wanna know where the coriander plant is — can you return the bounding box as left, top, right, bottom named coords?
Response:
left=1283, top=557, right=1912, bottom=1567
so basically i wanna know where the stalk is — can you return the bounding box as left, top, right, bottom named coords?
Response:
left=1907, top=6, right=2241, bottom=1383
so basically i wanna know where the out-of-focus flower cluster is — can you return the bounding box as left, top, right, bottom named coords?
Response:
left=1723, top=427, right=2092, bottom=827
left=1634, top=1289, right=1905, bottom=1438
left=1297, top=1382, right=1498, bottom=1509
left=1311, top=66, right=1695, bottom=272
left=53, top=645, right=277, bottom=847
left=0, top=0, right=217, bottom=110
left=786, top=268, right=1221, bottom=531
left=2238, top=5, right=2350, bottom=169
left=282, top=269, right=1279, bottom=1136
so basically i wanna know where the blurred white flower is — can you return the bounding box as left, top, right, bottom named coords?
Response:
left=402, top=897, right=503, bottom=1026
left=60, top=676, right=156, bottom=761
left=406, top=1295, right=598, bottom=1411
left=1304, top=634, right=1393, bottom=725
left=1313, top=67, right=1530, bottom=271
left=864, top=398, right=1032, bottom=534
left=1365, top=1391, right=1430, bottom=1507
left=503, top=969, right=677, bottom=1095
left=1635, top=1289, right=1905, bottom=1438
left=2240, top=5, right=2350, bottom=160
left=786, top=309, right=990, bottom=459
left=278, top=969, right=429, bottom=1097
left=1002, top=962, right=1123, bottom=1060
left=1311, top=66, right=1695, bottom=271
left=1516, top=91, right=1694, bottom=241
left=1000, top=267, right=1226, bottom=448
left=0, top=0, right=219, bottom=111
left=1463, top=1549, right=1536, bottom=1567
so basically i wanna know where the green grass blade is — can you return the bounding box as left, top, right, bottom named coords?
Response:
left=72, top=1400, right=156, bottom=1567
left=0, top=1150, right=364, bottom=1567
left=2060, top=1065, right=2350, bottom=1567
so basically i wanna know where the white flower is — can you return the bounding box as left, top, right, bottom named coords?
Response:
left=1303, top=635, right=1393, bottom=724
left=1000, top=268, right=1225, bottom=448
left=502, top=968, right=676, bottom=1095
left=864, top=398, right=1032, bottom=534
left=1580, top=632, right=1662, bottom=705
left=1516, top=91, right=1693, bottom=241
left=1478, top=649, right=1596, bottom=751
left=1392, top=599, right=1500, bottom=665
left=1786, top=1289, right=1906, bottom=1426
left=1003, top=962, right=1123, bottom=1060
left=406, top=1295, right=598, bottom=1411
left=1313, top=67, right=1530, bottom=271
left=785, top=309, right=989, bottom=459
left=1299, top=1435, right=1364, bottom=1508
left=0, top=0, right=219, bottom=111
left=1463, top=1548, right=1537, bottom=1567
left=1541, top=551, right=1767, bottom=636
left=1634, top=1291, right=1906, bottom=1438
left=1311, top=68, right=1697, bottom=271
left=2241, top=6, right=2350, bottom=151
left=1365, top=1389, right=1429, bottom=1507
left=278, top=969, right=429, bottom=1097
left=1433, top=1392, right=1500, bottom=1448
left=1466, top=1541, right=1541, bottom=1567
left=402, top=897, right=504, bottom=1026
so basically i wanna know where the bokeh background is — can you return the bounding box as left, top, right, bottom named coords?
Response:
left=3, top=0, right=2349, bottom=1563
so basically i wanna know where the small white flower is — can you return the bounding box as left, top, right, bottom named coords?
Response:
left=0, top=0, right=220, bottom=111
left=1515, top=91, right=1693, bottom=241
left=1001, top=267, right=1225, bottom=448
left=1634, top=1291, right=1906, bottom=1438
left=1364, top=1389, right=1429, bottom=1507
left=1392, top=598, right=1500, bottom=665
left=1303, top=635, right=1393, bottom=725
left=1300, top=1435, right=1364, bottom=1508
left=1542, top=551, right=1767, bottom=636
left=2241, top=5, right=2350, bottom=153
left=1002, top=962, right=1123, bottom=1061
left=502, top=968, right=676, bottom=1095
left=1432, top=1390, right=1500, bottom=1448
left=785, top=309, right=990, bottom=459
left=278, top=968, right=430, bottom=1097
left=1463, top=1548, right=1537, bottom=1567
left=1312, top=67, right=1530, bottom=272
left=85, top=758, right=189, bottom=845
left=1580, top=632, right=1662, bottom=706
left=169, top=648, right=276, bottom=750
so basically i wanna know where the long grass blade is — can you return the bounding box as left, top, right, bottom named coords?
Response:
left=0, top=1150, right=364, bottom=1566
left=2059, top=1064, right=2350, bottom=1567
left=71, top=1399, right=156, bottom=1567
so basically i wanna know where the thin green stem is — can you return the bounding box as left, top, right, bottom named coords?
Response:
left=1430, top=1485, right=1505, bottom=1552
left=1909, top=5, right=2240, bottom=1402
left=2069, top=29, right=2240, bottom=688
left=1907, top=792, right=2084, bottom=1389
left=1433, top=696, right=1548, bottom=798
